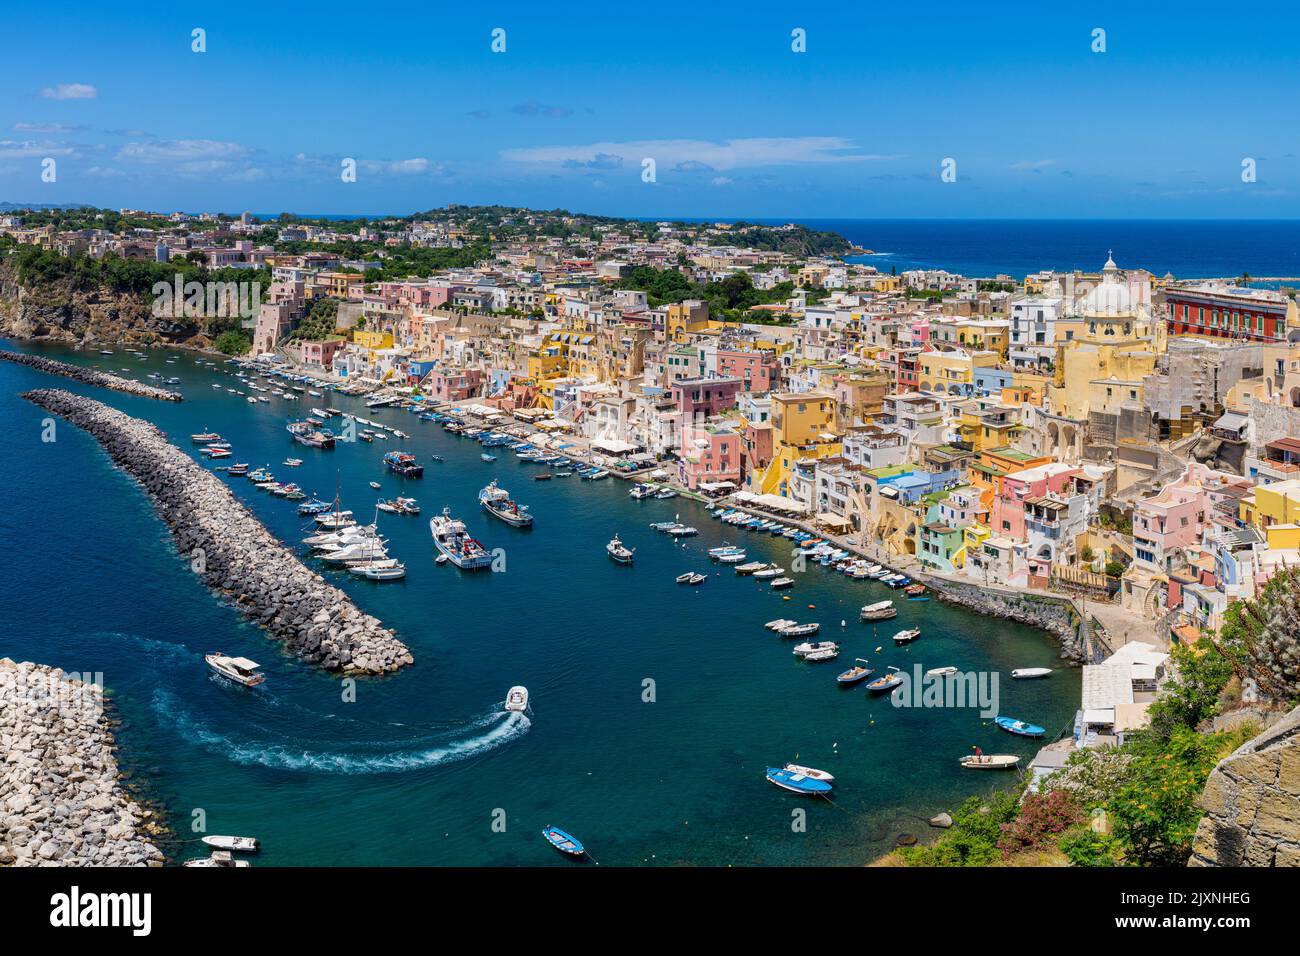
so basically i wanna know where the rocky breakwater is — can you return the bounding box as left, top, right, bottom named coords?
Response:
left=24, top=388, right=414, bottom=674
left=0, top=658, right=163, bottom=866
left=1, top=348, right=182, bottom=401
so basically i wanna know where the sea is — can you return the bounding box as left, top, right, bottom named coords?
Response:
left=0, top=340, right=1078, bottom=866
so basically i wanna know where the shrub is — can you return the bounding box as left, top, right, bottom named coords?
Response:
left=997, top=790, right=1084, bottom=859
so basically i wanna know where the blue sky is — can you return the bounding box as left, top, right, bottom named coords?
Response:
left=4, top=1, right=1300, bottom=218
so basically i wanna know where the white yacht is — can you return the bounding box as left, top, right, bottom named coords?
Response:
left=204, top=654, right=265, bottom=687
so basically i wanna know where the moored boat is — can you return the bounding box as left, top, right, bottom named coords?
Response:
left=892, top=627, right=921, bottom=644
left=606, top=534, right=635, bottom=564
left=478, top=479, right=533, bottom=528
left=860, top=600, right=897, bottom=621
left=994, top=716, right=1046, bottom=738
left=765, top=767, right=832, bottom=796
left=784, top=764, right=834, bottom=784
left=865, top=666, right=903, bottom=694
left=202, top=835, right=260, bottom=853
left=1011, top=667, right=1053, bottom=679
left=960, top=753, right=1021, bottom=770
left=429, top=508, right=492, bottom=570
left=770, top=577, right=795, bottom=589
left=542, top=825, right=585, bottom=857
left=837, top=658, right=875, bottom=685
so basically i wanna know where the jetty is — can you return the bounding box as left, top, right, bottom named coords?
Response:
left=0, top=348, right=183, bottom=401
left=0, top=658, right=164, bottom=866
left=24, top=388, right=413, bottom=674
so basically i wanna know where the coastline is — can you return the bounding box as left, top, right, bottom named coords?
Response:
left=0, top=658, right=164, bottom=866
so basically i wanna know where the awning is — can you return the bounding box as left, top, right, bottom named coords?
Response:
left=816, top=513, right=851, bottom=527
left=591, top=438, right=637, bottom=454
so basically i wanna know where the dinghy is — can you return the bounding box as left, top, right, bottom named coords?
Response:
left=837, top=659, right=874, bottom=685
left=925, top=666, right=959, bottom=678
left=1011, top=667, right=1053, bottom=679
left=542, top=826, right=586, bottom=857
left=865, top=666, right=903, bottom=694
left=891, top=628, right=921, bottom=644
left=960, top=753, right=1021, bottom=770
left=785, top=764, right=834, bottom=784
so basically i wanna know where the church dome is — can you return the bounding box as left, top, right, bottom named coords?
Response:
left=1083, top=253, right=1134, bottom=316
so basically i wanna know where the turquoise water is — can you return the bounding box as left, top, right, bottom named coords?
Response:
left=0, top=340, right=1078, bottom=865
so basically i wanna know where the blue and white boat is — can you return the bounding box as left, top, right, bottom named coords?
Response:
left=995, top=716, right=1046, bottom=738
left=765, top=767, right=833, bottom=796
left=542, top=826, right=585, bottom=857
left=430, top=509, right=493, bottom=570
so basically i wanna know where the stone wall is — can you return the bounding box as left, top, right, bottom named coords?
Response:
left=0, top=659, right=164, bottom=866
left=0, top=348, right=182, bottom=401
left=1190, top=705, right=1300, bottom=867
left=927, top=579, right=1083, bottom=661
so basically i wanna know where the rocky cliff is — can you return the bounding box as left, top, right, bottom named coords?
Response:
left=0, top=262, right=214, bottom=349
left=1191, top=705, right=1300, bottom=866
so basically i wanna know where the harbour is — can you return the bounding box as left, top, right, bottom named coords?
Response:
left=0, top=339, right=1078, bottom=866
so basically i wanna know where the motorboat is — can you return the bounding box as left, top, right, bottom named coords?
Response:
left=204, top=654, right=265, bottom=687
left=860, top=600, right=897, bottom=622
left=505, top=686, right=529, bottom=713
left=183, top=851, right=250, bottom=868
left=284, top=458, right=303, bottom=467
left=926, top=666, right=959, bottom=678
left=765, top=767, right=832, bottom=796
left=751, top=565, right=784, bottom=580
left=360, top=563, right=406, bottom=581
left=674, top=572, right=706, bottom=585
left=1011, top=667, right=1053, bottom=679
left=708, top=545, right=743, bottom=557
left=892, top=628, right=921, bottom=644
left=665, top=524, right=698, bottom=537
left=717, top=552, right=748, bottom=564
left=765, top=618, right=796, bottom=631
left=479, top=480, right=533, bottom=528
left=542, top=826, right=585, bottom=857
left=190, top=432, right=221, bottom=444
left=784, top=764, right=834, bottom=784
left=654, top=488, right=678, bottom=499
left=734, top=561, right=768, bottom=575
left=995, top=716, right=1046, bottom=738
left=202, top=835, right=259, bottom=853
left=286, top=421, right=336, bottom=449
left=369, top=481, right=381, bottom=490
left=430, top=509, right=493, bottom=570
left=865, top=666, right=903, bottom=694
left=606, top=534, right=635, bottom=564
left=628, top=484, right=656, bottom=500
left=793, top=642, right=839, bottom=661
left=837, top=659, right=875, bottom=685
left=778, top=622, right=820, bottom=638
left=481, top=453, right=496, bottom=462
left=770, top=577, right=795, bottom=589
left=960, top=753, right=1021, bottom=771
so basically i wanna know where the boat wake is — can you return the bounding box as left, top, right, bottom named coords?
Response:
left=152, top=690, right=531, bottom=774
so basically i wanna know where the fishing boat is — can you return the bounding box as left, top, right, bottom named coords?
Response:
left=995, top=716, right=1046, bottom=738
left=204, top=654, right=265, bottom=687
left=778, top=622, right=820, bottom=638
left=837, top=659, right=875, bottom=685
left=860, top=600, right=898, bottom=621
left=297, top=497, right=333, bottom=515
left=505, top=686, right=529, bottom=713
left=533, top=473, right=552, bottom=481
left=865, top=666, right=904, bottom=694
left=383, top=451, right=424, bottom=478
left=478, top=480, right=533, bottom=528
left=785, top=764, right=834, bottom=784
left=735, top=561, right=768, bottom=575
left=542, top=826, right=585, bottom=857
left=960, top=753, right=1021, bottom=771
left=765, top=767, right=832, bottom=796
left=752, top=565, right=784, bottom=580
left=286, top=421, right=336, bottom=449
left=1011, top=667, right=1053, bottom=680
left=926, top=666, right=959, bottom=677
left=904, top=583, right=926, bottom=596
left=675, top=571, right=706, bottom=585
left=770, top=577, right=795, bottom=589
left=429, top=509, right=493, bottom=570
left=201, top=835, right=259, bottom=853
left=190, top=432, right=221, bottom=444
left=892, top=627, right=921, bottom=644
left=606, top=534, right=635, bottom=564
left=227, top=463, right=249, bottom=476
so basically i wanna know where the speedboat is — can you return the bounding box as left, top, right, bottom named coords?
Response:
left=765, top=767, right=832, bottom=796
left=926, top=666, right=959, bottom=678
left=752, top=565, right=784, bottom=580
left=479, top=480, right=533, bottom=528
left=837, top=659, right=875, bottom=685
left=995, top=716, right=1046, bottom=738
left=860, top=600, right=897, bottom=621
left=184, top=851, right=250, bottom=868
left=542, top=826, right=585, bottom=857
left=204, top=654, right=265, bottom=687
left=606, top=535, right=635, bottom=564
left=202, top=835, right=259, bottom=853
left=505, top=686, right=529, bottom=713
left=628, top=484, right=656, bottom=500
left=891, top=628, right=921, bottom=644
left=1011, top=667, right=1053, bottom=679
left=360, top=564, right=406, bottom=581
left=960, top=753, right=1021, bottom=770
left=430, top=509, right=493, bottom=570
left=770, top=577, right=795, bottom=589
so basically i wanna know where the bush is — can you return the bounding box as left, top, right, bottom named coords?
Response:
left=997, top=790, right=1084, bottom=859
left=1104, top=560, right=1125, bottom=578
left=898, top=788, right=1021, bottom=866
left=1060, top=827, right=1127, bottom=867
left=213, top=331, right=251, bottom=356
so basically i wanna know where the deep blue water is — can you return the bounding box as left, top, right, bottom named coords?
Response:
left=769, top=219, right=1300, bottom=281
left=0, top=341, right=1077, bottom=865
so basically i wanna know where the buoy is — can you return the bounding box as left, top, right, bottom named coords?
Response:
left=783, top=596, right=791, bottom=601
left=808, top=604, right=816, bottom=609
left=841, top=619, right=846, bottom=627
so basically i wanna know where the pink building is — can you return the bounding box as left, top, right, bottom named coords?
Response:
left=426, top=367, right=483, bottom=402
left=671, top=376, right=743, bottom=425
left=298, top=339, right=343, bottom=368
left=678, top=423, right=741, bottom=491
left=716, top=349, right=779, bottom=392
left=991, top=462, right=1080, bottom=543
left=1132, top=464, right=1210, bottom=572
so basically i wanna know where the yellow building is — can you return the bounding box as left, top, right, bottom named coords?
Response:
left=665, top=300, right=720, bottom=342
left=353, top=329, right=393, bottom=351
left=1242, top=479, right=1300, bottom=530
left=918, top=349, right=998, bottom=395
left=749, top=392, right=841, bottom=496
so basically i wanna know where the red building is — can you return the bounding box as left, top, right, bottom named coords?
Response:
left=1165, top=286, right=1289, bottom=343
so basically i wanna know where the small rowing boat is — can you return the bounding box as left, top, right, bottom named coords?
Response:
left=542, top=826, right=585, bottom=857
left=765, top=767, right=832, bottom=795
left=994, top=716, right=1045, bottom=738
left=1011, top=667, right=1053, bottom=679
left=960, top=753, right=1021, bottom=770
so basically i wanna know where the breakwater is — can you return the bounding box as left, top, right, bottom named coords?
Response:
left=24, top=388, right=413, bottom=674
left=0, top=658, right=164, bottom=866
left=0, top=348, right=182, bottom=401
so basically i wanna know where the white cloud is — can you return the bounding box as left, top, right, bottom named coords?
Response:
left=12, top=122, right=82, bottom=134
left=1010, top=158, right=1057, bottom=171
left=40, top=83, right=97, bottom=100
left=359, top=157, right=432, bottom=176
left=116, top=139, right=251, bottom=164
left=502, top=137, right=901, bottom=171
left=0, top=140, right=74, bottom=159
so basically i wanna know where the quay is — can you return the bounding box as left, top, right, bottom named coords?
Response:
left=24, top=388, right=413, bottom=674
left=0, top=658, right=164, bottom=866
left=0, top=348, right=183, bottom=401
